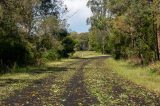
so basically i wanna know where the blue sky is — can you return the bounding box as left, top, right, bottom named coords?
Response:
left=64, top=0, right=92, bottom=33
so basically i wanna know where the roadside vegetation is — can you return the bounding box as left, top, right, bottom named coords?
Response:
left=105, top=58, right=160, bottom=93
left=87, top=0, right=160, bottom=65
left=0, top=0, right=76, bottom=73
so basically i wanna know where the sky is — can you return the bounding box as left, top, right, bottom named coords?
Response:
left=64, top=0, right=92, bottom=33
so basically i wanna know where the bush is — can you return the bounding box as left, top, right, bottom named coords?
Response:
left=60, top=36, right=76, bottom=58
left=0, top=39, right=34, bottom=73
left=43, top=49, right=60, bottom=61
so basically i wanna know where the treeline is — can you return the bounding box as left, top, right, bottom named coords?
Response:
left=87, top=0, right=160, bottom=65
left=70, top=32, right=89, bottom=51
left=0, top=0, right=75, bottom=73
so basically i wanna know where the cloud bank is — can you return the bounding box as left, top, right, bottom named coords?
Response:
left=64, top=0, right=92, bottom=33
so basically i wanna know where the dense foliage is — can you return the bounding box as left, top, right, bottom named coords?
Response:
left=87, top=0, right=160, bottom=64
left=0, top=0, right=75, bottom=72
left=70, top=32, right=89, bottom=51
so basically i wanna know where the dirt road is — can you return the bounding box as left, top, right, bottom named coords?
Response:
left=1, top=56, right=160, bottom=106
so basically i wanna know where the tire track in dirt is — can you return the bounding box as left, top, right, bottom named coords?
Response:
left=61, top=56, right=109, bottom=106
left=1, top=59, right=87, bottom=106
left=85, top=57, right=160, bottom=106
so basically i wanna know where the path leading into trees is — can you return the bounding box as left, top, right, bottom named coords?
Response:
left=1, top=56, right=160, bottom=106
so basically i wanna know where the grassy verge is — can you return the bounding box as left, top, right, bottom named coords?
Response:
left=0, top=58, right=77, bottom=101
left=73, top=51, right=105, bottom=58
left=84, top=57, right=160, bottom=105
left=106, top=58, right=160, bottom=94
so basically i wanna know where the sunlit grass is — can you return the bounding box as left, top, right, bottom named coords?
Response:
left=73, top=51, right=106, bottom=58
left=46, top=58, right=77, bottom=67
left=106, top=58, right=160, bottom=94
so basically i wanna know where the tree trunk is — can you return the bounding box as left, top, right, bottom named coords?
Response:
left=157, top=25, right=160, bottom=59
left=155, top=23, right=160, bottom=60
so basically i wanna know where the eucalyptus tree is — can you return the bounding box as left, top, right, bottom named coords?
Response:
left=87, top=0, right=108, bottom=53
left=88, top=0, right=160, bottom=64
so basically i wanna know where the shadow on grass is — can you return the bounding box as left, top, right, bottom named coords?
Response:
left=0, top=66, right=69, bottom=88
left=0, top=79, right=32, bottom=87
left=0, top=66, right=70, bottom=87
left=0, top=55, right=111, bottom=75
left=28, top=56, right=110, bottom=73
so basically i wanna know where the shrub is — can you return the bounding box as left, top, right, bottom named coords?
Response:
left=60, top=36, right=76, bottom=58
left=43, top=49, right=60, bottom=61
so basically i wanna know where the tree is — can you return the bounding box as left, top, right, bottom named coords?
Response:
left=0, top=0, right=35, bottom=71
left=88, top=0, right=159, bottom=64
left=87, top=0, right=108, bottom=53
left=0, top=0, right=71, bottom=72
left=71, top=32, right=89, bottom=51
left=61, top=36, right=76, bottom=58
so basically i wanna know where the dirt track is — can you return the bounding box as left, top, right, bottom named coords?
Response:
left=1, top=56, right=160, bottom=106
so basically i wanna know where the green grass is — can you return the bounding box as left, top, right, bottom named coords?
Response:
left=73, top=51, right=106, bottom=58
left=106, top=58, right=160, bottom=94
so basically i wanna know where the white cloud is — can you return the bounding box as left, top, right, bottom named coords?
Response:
left=64, top=0, right=92, bottom=32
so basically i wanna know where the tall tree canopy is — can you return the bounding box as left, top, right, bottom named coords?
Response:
left=88, top=0, right=160, bottom=64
